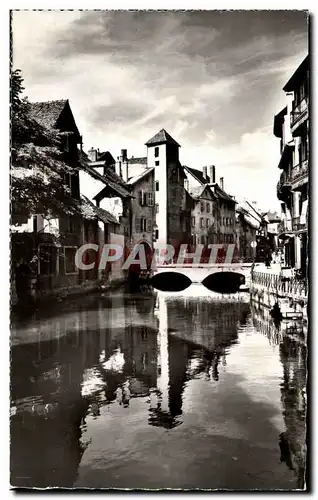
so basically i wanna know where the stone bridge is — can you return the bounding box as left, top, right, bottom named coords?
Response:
left=153, top=263, right=252, bottom=288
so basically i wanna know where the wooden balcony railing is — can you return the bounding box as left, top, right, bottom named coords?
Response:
left=290, top=98, right=308, bottom=129
left=291, top=159, right=308, bottom=185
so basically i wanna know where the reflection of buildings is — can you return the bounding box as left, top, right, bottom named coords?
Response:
left=80, top=293, right=249, bottom=431
left=147, top=294, right=250, bottom=428
left=250, top=302, right=283, bottom=346
left=279, top=336, right=307, bottom=489
left=250, top=302, right=307, bottom=488
left=11, top=292, right=251, bottom=486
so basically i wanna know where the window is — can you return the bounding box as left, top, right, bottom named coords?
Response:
left=200, top=202, right=205, bottom=213
left=147, top=192, right=154, bottom=206
left=39, top=245, right=58, bottom=276
left=64, top=247, right=77, bottom=274
left=138, top=190, right=146, bottom=206
left=206, top=203, right=210, bottom=213
left=154, top=147, right=159, bottom=158
left=155, top=203, right=159, bottom=214
left=201, top=235, right=206, bottom=245
left=66, top=216, right=75, bottom=233
left=206, top=219, right=210, bottom=227
left=155, top=161, right=159, bottom=166
left=136, top=218, right=147, bottom=232
left=191, top=217, right=195, bottom=227
left=200, top=218, right=204, bottom=228
left=146, top=219, right=152, bottom=232
left=155, top=181, right=159, bottom=192
left=32, top=215, right=38, bottom=232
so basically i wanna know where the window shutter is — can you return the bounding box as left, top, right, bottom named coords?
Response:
left=135, top=217, right=141, bottom=232
left=139, top=191, right=144, bottom=206
left=147, top=219, right=152, bottom=232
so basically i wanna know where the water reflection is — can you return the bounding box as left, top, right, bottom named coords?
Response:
left=279, top=335, right=307, bottom=489
left=250, top=301, right=307, bottom=488
left=10, top=290, right=307, bottom=489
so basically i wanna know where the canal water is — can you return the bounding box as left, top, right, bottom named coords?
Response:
left=10, top=285, right=307, bottom=490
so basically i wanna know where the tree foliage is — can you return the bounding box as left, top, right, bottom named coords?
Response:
left=11, top=69, right=80, bottom=224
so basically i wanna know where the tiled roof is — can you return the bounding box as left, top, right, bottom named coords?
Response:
left=145, top=129, right=180, bottom=147
left=29, top=100, right=67, bottom=129
left=81, top=161, right=132, bottom=199
left=189, top=185, right=207, bottom=199
left=127, top=167, right=154, bottom=186
left=214, top=185, right=236, bottom=203
left=96, top=151, right=116, bottom=164
left=184, top=165, right=235, bottom=203
left=128, top=157, right=147, bottom=165
left=283, top=54, right=309, bottom=92
left=183, top=166, right=210, bottom=184
left=81, top=196, right=120, bottom=225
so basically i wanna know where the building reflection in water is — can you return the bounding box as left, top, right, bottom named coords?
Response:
left=250, top=302, right=307, bottom=488
left=11, top=290, right=307, bottom=489
left=279, top=335, right=307, bottom=489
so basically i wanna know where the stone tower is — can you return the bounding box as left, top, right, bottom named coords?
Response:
left=145, top=129, right=187, bottom=251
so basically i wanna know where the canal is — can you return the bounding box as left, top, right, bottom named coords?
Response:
left=10, top=285, right=307, bottom=490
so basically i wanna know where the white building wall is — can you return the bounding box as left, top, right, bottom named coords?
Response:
left=147, top=144, right=167, bottom=248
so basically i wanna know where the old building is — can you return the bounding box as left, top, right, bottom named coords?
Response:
left=11, top=99, right=84, bottom=300
left=188, top=184, right=215, bottom=246
left=146, top=129, right=191, bottom=250
left=235, top=205, right=258, bottom=262
left=11, top=100, right=130, bottom=302
left=113, top=129, right=192, bottom=254
left=79, top=148, right=134, bottom=282
left=127, top=168, right=155, bottom=253
left=184, top=165, right=237, bottom=246
left=275, top=55, right=309, bottom=276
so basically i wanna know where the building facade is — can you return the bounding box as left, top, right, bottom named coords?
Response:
left=275, top=55, right=309, bottom=276
left=235, top=207, right=257, bottom=262
left=184, top=165, right=237, bottom=246
left=146, top=129, right=191, bottom=250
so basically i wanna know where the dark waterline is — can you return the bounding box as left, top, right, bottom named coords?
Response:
left=10, top=287, right=307, bottom=490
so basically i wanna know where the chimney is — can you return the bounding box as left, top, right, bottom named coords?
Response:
left=209, top=165, right=215, bottom=183
left=202, top=166, right=208, bottom=179
left=121, top=149, right=127, bottom=162
left=220, top=177, right=224, bottom=190
left=115, top=156, right=122, bottom=178
left=87, top=147, right=98, bottom=162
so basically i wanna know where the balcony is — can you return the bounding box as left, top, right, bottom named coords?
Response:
left=291, top=159, right=308, bottom=188
left=278, top=219, right=292, bottom=235
left=276, top=170, right=292, bottom=202
left=278, top=216, right=307, bottom=235
left=290, top=98, right=308, bottom=133
left=292, top=216, right=307, bottom=232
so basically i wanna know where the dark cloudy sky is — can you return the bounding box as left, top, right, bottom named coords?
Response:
left=12, top=10, right=308, bottom=209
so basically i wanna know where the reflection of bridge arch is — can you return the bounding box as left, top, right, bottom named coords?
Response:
left=153, top=264, right=251, bottom=290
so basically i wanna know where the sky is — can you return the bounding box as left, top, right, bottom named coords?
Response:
left=12, top=10, right=308, bottom=210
